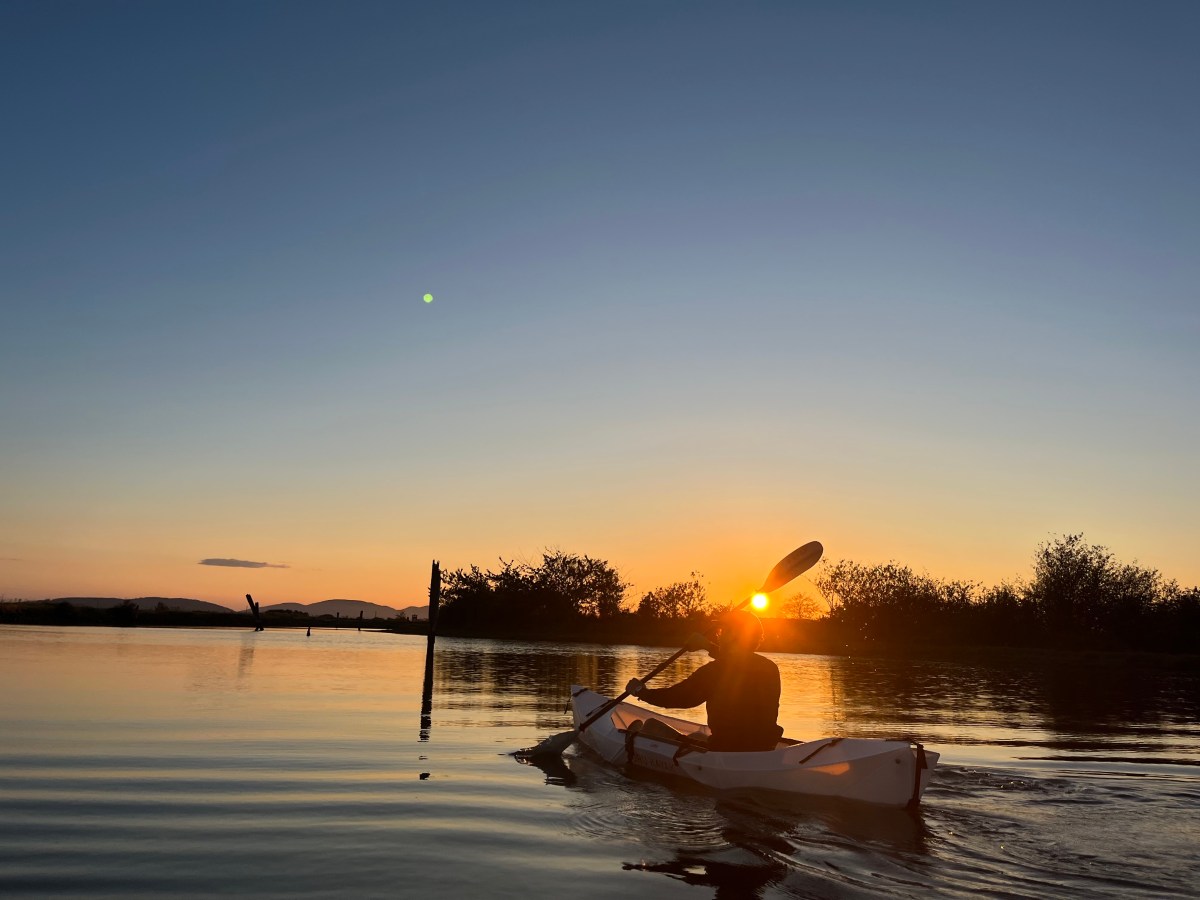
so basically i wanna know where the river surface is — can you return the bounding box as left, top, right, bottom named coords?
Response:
left=1, top=625, right=1197, bottom=898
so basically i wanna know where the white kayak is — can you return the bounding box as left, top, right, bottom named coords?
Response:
left=571, top=686, right=939, bottom=808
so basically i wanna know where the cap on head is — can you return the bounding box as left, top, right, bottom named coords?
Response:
left=719, top=609, right=764, bottom=650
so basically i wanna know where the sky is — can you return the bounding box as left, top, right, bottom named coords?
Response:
left=2, top=0, right=1197, bottom=610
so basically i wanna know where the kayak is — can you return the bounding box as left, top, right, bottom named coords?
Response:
left=570, top=686, right=939, bottom=808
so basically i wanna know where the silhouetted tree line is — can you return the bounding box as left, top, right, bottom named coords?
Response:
left=813, top=534, right=1199, bottom=654
left=430, top=537, right=1199, bottom=655
left=6, top=535, right=1195, bottom=655
left=0, top=599, right=147, bottom=627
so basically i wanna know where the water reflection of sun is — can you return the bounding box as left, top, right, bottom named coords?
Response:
left=776, top=656, right=840, bottom=740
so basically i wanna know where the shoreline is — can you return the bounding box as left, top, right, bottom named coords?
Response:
left=2, top=612, right=1196, bottom=671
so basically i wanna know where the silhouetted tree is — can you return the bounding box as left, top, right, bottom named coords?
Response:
left=1152, top=587, right=1200, bottom=653
left=1025, top=534, right=1174, bottom=646
left=438, top=551, right=627, bottom=630
left=108, top=599, right=139, bottom=626
left=966, top=582, right=1038, bottom=644
left=815, top=560, right=976, bottom=644
left=536, top=550, right=627, bottom=618
left=779, top=591, right=825, bottom=620
left=636, top=573, right=710, bottom=620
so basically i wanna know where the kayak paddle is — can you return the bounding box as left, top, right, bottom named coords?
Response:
left=514, top=540, right=823, bottom=759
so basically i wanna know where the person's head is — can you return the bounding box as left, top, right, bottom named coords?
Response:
left=717, top=610, right=763, bottom=653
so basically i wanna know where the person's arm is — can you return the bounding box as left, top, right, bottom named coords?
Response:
left=632, top=662, right=715, bottom=710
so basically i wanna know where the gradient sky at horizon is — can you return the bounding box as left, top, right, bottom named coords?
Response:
left=2, top=0, right=1197, bottom=609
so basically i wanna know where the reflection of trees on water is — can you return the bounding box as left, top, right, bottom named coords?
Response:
left=822, top=654, right=1200, bottom=746
left=432, top=640, right=708, bottom=700
left=430, top=640, right=713, bottom=732
left=822, top=657, right=1043, bottom=740
left=427, top=635, right=1198, bottom=755
left=431, top=639, right=628, bottom=727
left=1037, top=662, right=1200, bottom=739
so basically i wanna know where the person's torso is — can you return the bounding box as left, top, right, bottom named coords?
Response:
left=703, top=652, right=781, bottom=747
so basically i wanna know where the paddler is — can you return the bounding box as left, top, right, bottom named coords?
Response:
left=625, top=609, right=784, bottom=751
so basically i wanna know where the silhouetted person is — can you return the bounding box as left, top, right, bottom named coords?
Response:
left=306, top=626, right=311, bottom=637
left=626, top=610, right=783, bottom=751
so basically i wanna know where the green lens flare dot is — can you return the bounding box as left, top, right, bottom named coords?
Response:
left=423, top=293, right=434, bottom=303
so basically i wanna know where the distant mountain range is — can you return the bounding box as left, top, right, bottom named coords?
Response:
left=43, top=596, right=235, bottom=613
left=26, top=597, right=429, bottom=619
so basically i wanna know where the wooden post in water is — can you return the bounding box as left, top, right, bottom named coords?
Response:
left=420, top=560, right=441, bottom=743
left=245, top=594, right=263, bottom=632
left=357, top=610, right=364, bottom=631
left=428, top=560, right=441, bottom=638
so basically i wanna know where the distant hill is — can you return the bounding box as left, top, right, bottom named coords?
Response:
left=44, top=597, right=236, bottom=613
left=258, top=599, right=427, bottom=620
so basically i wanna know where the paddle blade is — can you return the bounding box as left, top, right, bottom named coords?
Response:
left=758, top=541, right=823, bottom=593
left=512, top=729, right=577, bottom=759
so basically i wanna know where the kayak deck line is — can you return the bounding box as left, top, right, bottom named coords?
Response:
left=570, top=685, right=940, bottom=808
left=795, top=737, right=844, bottom=765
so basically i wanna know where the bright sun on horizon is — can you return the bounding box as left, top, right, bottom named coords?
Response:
left=750, top=593, right=769, bottom=611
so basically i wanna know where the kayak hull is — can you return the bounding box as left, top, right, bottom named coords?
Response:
left=571, top=685, right=938, bottom=808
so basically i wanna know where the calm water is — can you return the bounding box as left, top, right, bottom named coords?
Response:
left=1, top=626, right=1197, bottom=898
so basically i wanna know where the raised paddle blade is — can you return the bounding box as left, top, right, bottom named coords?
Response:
left=758, top=541, right=823, bottom=593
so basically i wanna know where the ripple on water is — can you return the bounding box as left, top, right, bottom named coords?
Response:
left=920, top=764, right=1200, bottom=899
left=565, top=755, right=731, bottom=851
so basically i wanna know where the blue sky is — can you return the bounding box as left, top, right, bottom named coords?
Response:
left=2, top=1, right=1197, bottom=606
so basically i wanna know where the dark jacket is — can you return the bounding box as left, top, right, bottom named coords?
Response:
left=638, top=651, right=783, bottom=751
